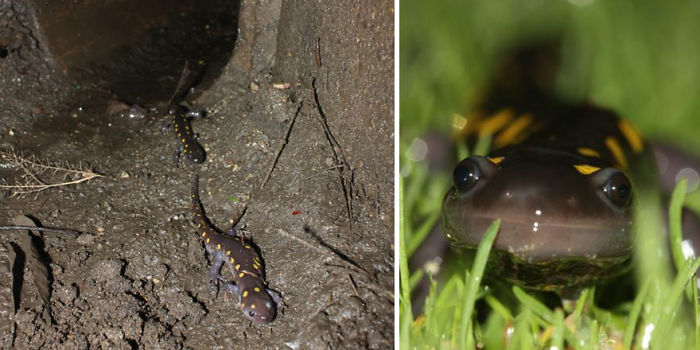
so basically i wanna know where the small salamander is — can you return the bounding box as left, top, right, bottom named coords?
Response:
left=163, top=105, right=206, bottom=165
left=191, top=174, right=281, bottom=324
left=442, top=45, right=644, bottom=292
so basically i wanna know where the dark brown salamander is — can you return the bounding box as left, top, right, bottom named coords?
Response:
left=191, top=174, right=281, bottom=324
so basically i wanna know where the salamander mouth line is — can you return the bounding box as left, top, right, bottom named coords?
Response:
left=450, top=212, right=629, bottom=231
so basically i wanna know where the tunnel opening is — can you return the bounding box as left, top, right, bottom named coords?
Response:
left=31, top=0, right=239, bottom=107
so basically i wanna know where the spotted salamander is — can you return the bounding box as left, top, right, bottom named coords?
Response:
left=164, top=105, right=205, bottom=164
left=191, top=174, right=281, bottom=324
left=442, top=46, right=646, bottom=292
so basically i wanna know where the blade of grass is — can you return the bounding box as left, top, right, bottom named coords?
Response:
left=485, top=294, right=513, bottom=321
left=406, top=209, right=441, bottom=256
left=399, top=176, right=412, bottom=350
left=512, top=286, right=554, bottom=323
left=587, top=319, right=599, bottom=350
left=508, top=309, right=534, bottom=350
left=552, top=308, right=565, bottom=350
left=409, top=269, right=424, bottom=291
left=624, top=278, right=650, bottom=349
left=693, top=275, right=700, bottom=350
left=572, top=287, right=593, bottom=326
left=652, top=256, right=700, bottom=349
left=457, top=219, right=501, bottom=349
left=669, top=179, right=687, bottom=276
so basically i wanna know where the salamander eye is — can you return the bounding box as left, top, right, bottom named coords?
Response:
left=602, top=171, right=632, bottom=208
left=249, top=311, right=256, bottom=317
left=453, top=158, right=480, bottom=192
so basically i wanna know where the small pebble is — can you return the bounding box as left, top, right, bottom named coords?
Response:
left=76, top=234, right=95, bottom=245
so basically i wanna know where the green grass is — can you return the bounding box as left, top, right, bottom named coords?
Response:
left=400, top=0, right=700, bottom=349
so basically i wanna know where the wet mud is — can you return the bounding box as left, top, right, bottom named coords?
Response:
left=0, top=0, right=394, bottom=348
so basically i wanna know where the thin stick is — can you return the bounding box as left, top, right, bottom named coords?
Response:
left=0, top=175, right=101, bottom=192
left=260, top=103, right=303, bottom=189
left=347, top=273, right=359, bottom=296
left=0, top=150, right=102, bottom=196
left=276, top=228, right=328, bottom=256
left=0, top=226, right=82, bottom=235
left=311, top=78, right=353, bottom=227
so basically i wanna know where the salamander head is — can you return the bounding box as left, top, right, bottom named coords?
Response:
left=184, top=146, right=205, bottom=163
left=442, top=148, right=634, bottom=290
left=240, top=286, right=277, bottom=324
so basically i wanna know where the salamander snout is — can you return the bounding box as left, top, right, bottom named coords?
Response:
left=240, top=289, right=277, bottom=324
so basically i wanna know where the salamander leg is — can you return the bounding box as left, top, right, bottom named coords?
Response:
left=208, top=254, right=226, bottom=293
left=219, top=280, right=242, bottom=302
left=172, top=143, right=183, bottom=167
left=225, top=226, right=239, bottom=237
left=161, top=118, right=173, bottom=133
left=266, top=288, right=283, bottom=309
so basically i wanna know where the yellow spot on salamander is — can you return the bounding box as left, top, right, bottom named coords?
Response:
left=254, top=287, right=261, bottom=292
left=227, top=250, right=231, bottom=256
left=201, top=232, right=206, bottom=237
left=494, top=113, right=533, bottom=148
left=577, top=147, right=601, bottom=158
left=487, top=156, right=504, bottom=165
left=230, top=258, right=234, bottom=264
left=479, top=109, right=514, bottom=134
left=241, top=302, right=245, bottom=308
left=251, top=304, right=256, bottom=309
left=216, top=244, right=221, bottom=250
left=206, top=238, right=210, bottom=244
left=574, top=164, right=601, bottom=175
left=197, top=223, right=201, bottom=228
left=618, top=119, right=644, bottom=153
left=244, top=245, right=251, bottom=249
left=239, top=272, right=244, bottom=278
left=243, top=290, right=248, bottom=298
left=235, top=264, right=241, bottom=270
left=605, top=136, right=628, bottom=169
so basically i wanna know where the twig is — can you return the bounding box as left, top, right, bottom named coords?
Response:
left=260, top=102, right=303, bottom=190
left=347, top=273, right=359, bottom=296
left=0, top=149, right=102, bottom=196
left=276, top=228, right=329, bottom=256
left=311, top=78, right=354, bottom=227
left=0, top=226, right=82, bottom=235
left=315, top=37, right=322, bottom=67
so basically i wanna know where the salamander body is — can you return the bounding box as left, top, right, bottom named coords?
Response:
left=164, top=105, right=205, bottom=164
left=191, top=174, right=281, bottom=324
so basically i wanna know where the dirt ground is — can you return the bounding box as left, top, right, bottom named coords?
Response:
left=0, top=1, right=394, bottom=349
